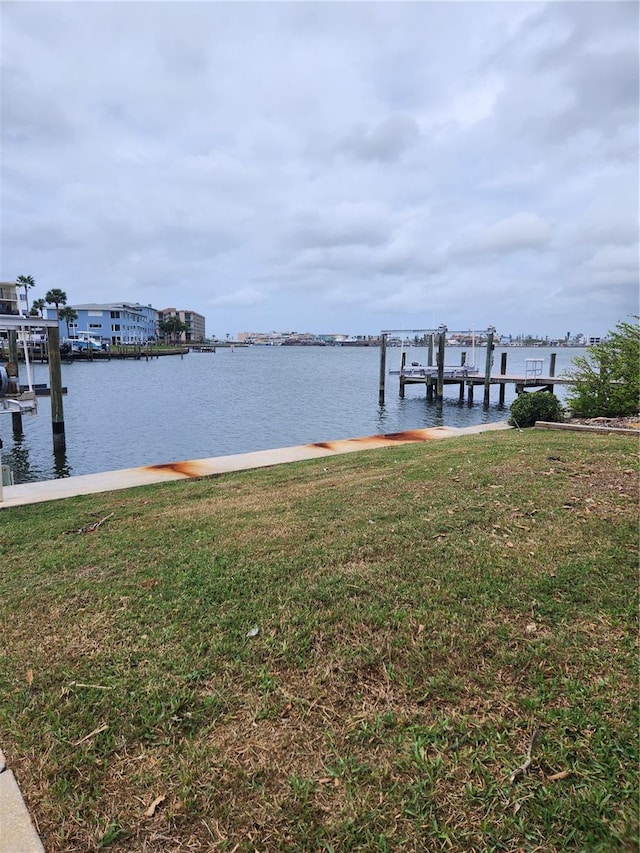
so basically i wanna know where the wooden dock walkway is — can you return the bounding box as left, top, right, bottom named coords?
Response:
left=399, top=370, right=572, bottom=404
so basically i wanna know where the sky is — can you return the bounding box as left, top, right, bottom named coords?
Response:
left=1, top=1, right=638, bottom=339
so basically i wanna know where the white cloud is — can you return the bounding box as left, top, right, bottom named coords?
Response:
left=209, top=288, right=267, bottom=308
left=453, top=212, right=553, bottom=257
left=577, top=244, right=639, bottom=289
left=340, top=115, right=420, bottom=162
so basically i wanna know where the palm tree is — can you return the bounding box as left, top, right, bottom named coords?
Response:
left=45, top=289, right=67, bottom=321
left=16, top=275, right=35, bottom=314
left=30, top=298, right=46, bottom=317
left=58, top=306, right=78, bottom=339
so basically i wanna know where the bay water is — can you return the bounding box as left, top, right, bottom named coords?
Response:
left=1, top=345, right=583, bottom=484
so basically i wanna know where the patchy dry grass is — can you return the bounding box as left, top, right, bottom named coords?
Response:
left=1, top=429, right=638, bottom=851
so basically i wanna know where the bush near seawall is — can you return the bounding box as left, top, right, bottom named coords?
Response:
left=1, top=429, right=638, bottom=852
left=509, top=390, right=565, bottom=428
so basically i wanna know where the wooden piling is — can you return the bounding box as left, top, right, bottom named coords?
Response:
left=8, top=332, right=22, bottom=435
left=47, top=324, right=66, bottom=453
left=483, top=327, right=495, bottom=407
left=459, top=351, right=466, bottom=401
left=436, top=329, right=446, bottom=403
left=499, top=351, right=507, bottom=405
left=400, top=351, right=406, bottom=398
left=378, top=333, right=387, bottom=405
left=427, top=334, right=434, bottom=367
left=549, top=352, right=556, bottom=393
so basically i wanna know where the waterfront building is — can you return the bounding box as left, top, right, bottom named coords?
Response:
left=45, top=302, right=158, bottom=345
left=158, top=308, right=206, bottom=343
left=0, top=282, right=20, bottom=316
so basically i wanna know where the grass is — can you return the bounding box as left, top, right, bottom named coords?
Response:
left=0, top=429, right=638, bottom=852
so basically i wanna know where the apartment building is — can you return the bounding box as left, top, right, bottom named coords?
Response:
left=46, top=302, right=158, bottom=344
left=158, top=308, right=206, bottom=343
left=0, top=282, right=20, bottom=316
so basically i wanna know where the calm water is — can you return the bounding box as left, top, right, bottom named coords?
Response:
left=1, top=346, right=584, bottom=483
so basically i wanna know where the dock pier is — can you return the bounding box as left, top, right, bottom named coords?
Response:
left=381, top=326, right=574, bottom=407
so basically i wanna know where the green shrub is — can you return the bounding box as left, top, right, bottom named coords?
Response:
left=509, top=390, right=565, bottom=428
left=566, top=319, right=640, bottom=418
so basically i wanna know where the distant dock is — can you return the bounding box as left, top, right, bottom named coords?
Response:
left=8, top=344, right=189, bottom=363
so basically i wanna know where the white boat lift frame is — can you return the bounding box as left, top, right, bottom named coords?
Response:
left=378, top=325, right=497, bottom=405
left=0, top=314, right=66, bottom=450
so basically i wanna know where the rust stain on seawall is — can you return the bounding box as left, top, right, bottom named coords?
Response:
left=309, top=429, right=443, bottom=452
left=144, top=460, right=207, bottom=478
left=381, top=429, right=439, bottom=442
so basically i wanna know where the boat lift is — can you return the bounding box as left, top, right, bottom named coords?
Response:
left=0, top=321, right=39, bottom=416
left=378, top=325, right=497, bottom=405
left=0, top=314, right=66, bottom=450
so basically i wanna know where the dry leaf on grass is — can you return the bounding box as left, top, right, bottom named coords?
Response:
left=145, top=794, right=167, bottom=817
left=546, top=770, right=570, bottom=781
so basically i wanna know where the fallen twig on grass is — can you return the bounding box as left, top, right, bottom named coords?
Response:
left=510, top=729, right=539, bottom=784
left=72, top=723, right=109, bottom=746
left=66, top=512, right=114, bottom=535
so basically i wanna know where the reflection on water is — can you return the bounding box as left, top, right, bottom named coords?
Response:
left=0, top=346, right=585, bottom=484
left=54, top=447, right=72, bottom=479
left=2, top=432, right=72, bottom=484
left=3, top=434, right=44, bottom=484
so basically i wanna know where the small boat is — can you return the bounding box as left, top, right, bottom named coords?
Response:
left=65, top=331, right=103, bottom=353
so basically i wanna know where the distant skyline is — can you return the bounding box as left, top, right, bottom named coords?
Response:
left=1, top=1, right=638, bottom=339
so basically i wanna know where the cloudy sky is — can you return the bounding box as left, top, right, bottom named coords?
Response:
left=1, top=1, right=638, bottom=338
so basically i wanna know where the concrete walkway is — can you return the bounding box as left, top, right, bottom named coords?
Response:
left=0, top=421, right=510, bottom=850
left=1, top=422, right=511, bottom=509
left=0, top=748, right=44, bottom=853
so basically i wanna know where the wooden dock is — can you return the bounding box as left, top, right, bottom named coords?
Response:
left=378, top=327, right=574, bottom=406
left=399, top=370, right=572, bottom=404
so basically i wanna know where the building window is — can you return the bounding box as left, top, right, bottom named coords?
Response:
left=110, top=311, right=120, bottom=319
left=111, top=324, right=121, bottom=331
left=89, top=323, right=102, bottom=329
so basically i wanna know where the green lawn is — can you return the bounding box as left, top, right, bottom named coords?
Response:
left=1, top=429, right=638, bottom=852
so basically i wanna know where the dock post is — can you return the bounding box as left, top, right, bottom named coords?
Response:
left=427, top=334, right=434, bottom=367
left=436, top=324, right=446, bottom=404
left=459, top=351, right=466, bottom=401
left=7, top=331, right=23, bottom=435
left=47, top=325, right=66, bottom=453
left=549, top=352, right=556, bottom=393
left=499, top=351, right=507, bottom=405
left=483, top=326, right=495, bottom=407
left=400, top=351, right=406, bottom=398
left=378, top=333, right=387, bottom=405
left=467, top=382, right=474, bottom=404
